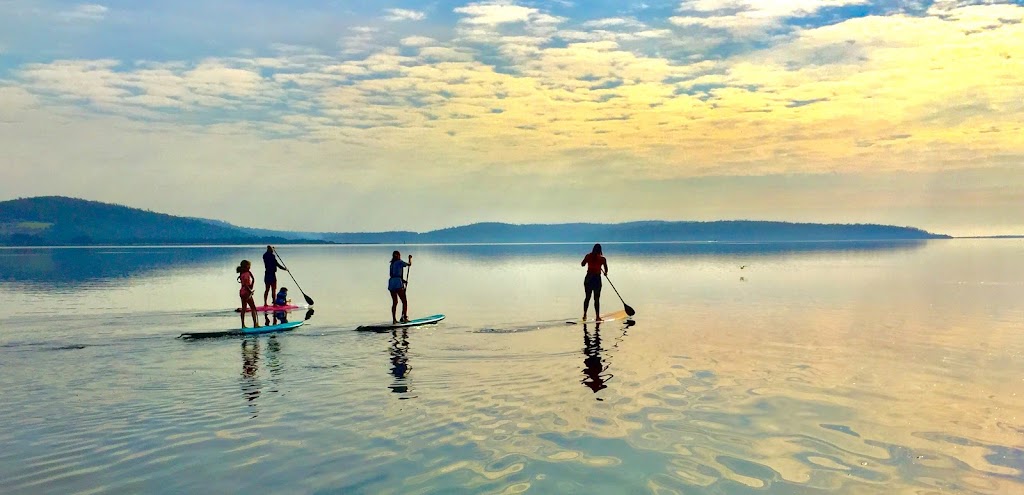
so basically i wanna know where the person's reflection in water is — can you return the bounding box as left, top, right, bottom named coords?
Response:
left=265, top=335, right=282, bottom=393
left=581, top=320, right=635, bottom=398
left=263, top=309, right=289, bottom=328
left=241, top=338, right=261, bottom=418
left=582, top=323, right=610, bottom=394
left=389, top=329, right=413, bottom=396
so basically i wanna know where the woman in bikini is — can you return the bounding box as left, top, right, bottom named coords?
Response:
left=237, top=260, right=260, bottom=328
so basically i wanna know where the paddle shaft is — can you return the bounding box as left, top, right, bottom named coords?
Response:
left=273, top=248, right=315, bottom=305
left=404, top=255, right=411, bottom=289
left=603, top=273, right=635, bottom=316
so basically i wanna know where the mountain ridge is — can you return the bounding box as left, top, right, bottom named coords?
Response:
left=0, top=196, right=952, bottom=246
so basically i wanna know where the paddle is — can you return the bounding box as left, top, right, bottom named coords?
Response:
left=404, top=255, right=411, bottom=288
left=603, top=273, right=635, bottom=317
left=273, top=247, right=315, bottom=306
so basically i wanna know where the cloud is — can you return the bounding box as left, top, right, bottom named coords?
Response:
left=10, top=1, right=1023, bottom=183
left=400, top=36, right=438, bottom=47
left=58, top=3, right=108, bottom=22
left=927, top=2, right=1024, bottom=29
left=671, top=0, right=871, bottom=33
left=340, top=26, right=382, bottom=55
left=382, top=8, right=426, bottom=21
left=417, top=46, right=475, bottom=62
left=581, top=17, right=647, bottom=29
left=563, top=17, right=674, bottom=43
left=454, top=2, right=540, bottom=26
left=14, top=58, right=290, bottom=117
left=3, top=1, right=1024, bottom=234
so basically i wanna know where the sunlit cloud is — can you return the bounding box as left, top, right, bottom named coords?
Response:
left=671, top=0, right=871, bottom=34
left=58, top=3, right=108, bottom=22
left=454, top=2, right=542, bottom=25
left=382, top=8, right=426, bottom=21
left=400, top=35, right=438, bottom=47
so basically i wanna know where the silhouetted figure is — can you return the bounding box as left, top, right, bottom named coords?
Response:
left=262, top=245, right=288, bottom=306
left=581, top=243, right=609, bottom=321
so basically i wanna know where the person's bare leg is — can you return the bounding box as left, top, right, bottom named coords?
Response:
left=391, top=291, right=399, bottom=324
left=583, top=286, right=593, bottom=320
left=399, top=289, right=408, bottom=322
left=247, top=297, right=260, bottom=327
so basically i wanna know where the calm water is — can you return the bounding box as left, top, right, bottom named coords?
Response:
left=1, top=240, right=1022, bottom=494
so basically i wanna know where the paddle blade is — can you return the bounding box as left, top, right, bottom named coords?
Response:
left=304, top=293, right=315, bottom=305
left=624, top=304, right=636, bottom=317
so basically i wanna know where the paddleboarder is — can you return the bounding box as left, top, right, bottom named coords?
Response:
left=389, top=251, right=412, bottom=324
left=237, top=259, right=260, bottom=328
left=581, top=243, right=609, bottom=321
left=262, top=245, right=288, bottom=307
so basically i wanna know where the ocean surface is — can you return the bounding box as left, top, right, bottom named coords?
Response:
left=0, top=240, right=1022, bottom=494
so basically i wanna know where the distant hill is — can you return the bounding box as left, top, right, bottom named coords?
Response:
left=404, top=221, right=948, bottom=243
left=0, top=196, right=307, bottom=245
left=0, top=196, right=950, bottom=246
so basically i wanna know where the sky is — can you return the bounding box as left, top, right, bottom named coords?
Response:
left=0, top=0, right=1022, bottom=236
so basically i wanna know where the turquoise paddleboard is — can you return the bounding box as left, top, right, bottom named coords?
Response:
left=355, top=314, right=445, bottom=332
left=180, top=320, right=304, bottom=339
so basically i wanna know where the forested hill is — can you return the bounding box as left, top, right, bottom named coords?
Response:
left=0, top=196, right=949, bottom=246
left=401, top=221, right=949, bottom=243
left=0, top=196, right=274, bottom=245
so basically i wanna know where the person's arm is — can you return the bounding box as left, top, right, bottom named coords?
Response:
left=270, top=248, right=287, bottom=271
left=603, top=258, right=608, bottom=276
left=581, top=254, right=588, bottom=267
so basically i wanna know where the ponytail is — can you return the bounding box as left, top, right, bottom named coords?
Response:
left=236, top=260, right=251, bottom=281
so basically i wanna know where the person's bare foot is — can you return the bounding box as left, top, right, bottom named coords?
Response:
left=596, top=316, right=603, bottom=321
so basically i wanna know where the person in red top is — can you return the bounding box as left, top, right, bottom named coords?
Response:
left=237, top=259, right=260, bottom=329
left=581, top=243, right=609, bottom=321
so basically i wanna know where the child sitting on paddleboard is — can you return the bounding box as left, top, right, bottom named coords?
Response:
left=237, top=260, right=260, bottom=328
left=274, top=287, right=289, bottom=307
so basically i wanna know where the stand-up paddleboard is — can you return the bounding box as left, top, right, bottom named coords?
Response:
left=565, top=310, right=630, bottom=325
left=355, top=314, right=445, bottom=332
left=235, top=304, right=305, bottom=313
left=180, top=320, right=304, bottom=339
